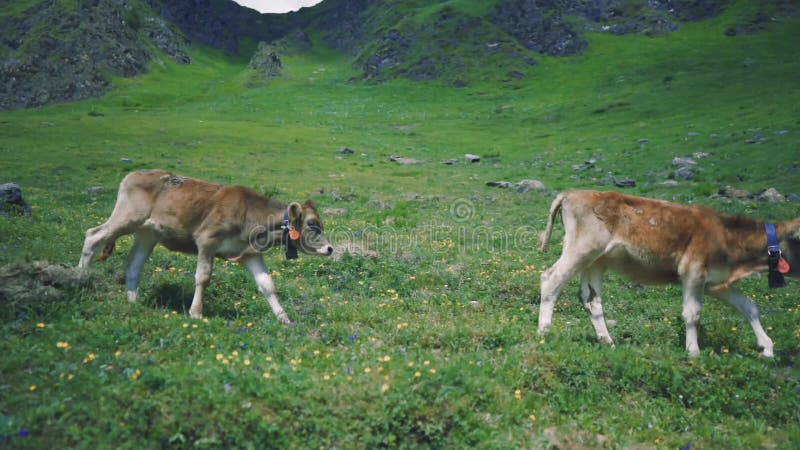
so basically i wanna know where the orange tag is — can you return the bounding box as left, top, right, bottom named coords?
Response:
left=777, top=257, right=790, bottom=274
left=288, top=229, right=300, bottom=241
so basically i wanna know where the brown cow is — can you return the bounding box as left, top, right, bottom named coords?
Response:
left=78, top=170, right=333, bottom=323
left=538, top=189, right=800, bottom=357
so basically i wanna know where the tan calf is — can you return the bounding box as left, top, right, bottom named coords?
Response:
left=78, top=170, right=333, bottom=323
left=538, top=190, right=800, bottom=357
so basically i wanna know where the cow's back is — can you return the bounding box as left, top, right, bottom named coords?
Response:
left=562, top=190, right=728, bottom=283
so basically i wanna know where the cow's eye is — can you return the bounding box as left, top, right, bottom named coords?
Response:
left=306, top=221, right=322, bottom=233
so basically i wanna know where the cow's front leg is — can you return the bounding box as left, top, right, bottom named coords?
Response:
left=681, top=278, right=705, bottom=357
left=243, top=256, right=291, bottom=324
left=707, top=286, right=774, bottom=358
left=189, top=250, right=214, bottom=319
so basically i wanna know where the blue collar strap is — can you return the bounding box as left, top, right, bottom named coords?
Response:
left=765, top=223, right=785, bottom=288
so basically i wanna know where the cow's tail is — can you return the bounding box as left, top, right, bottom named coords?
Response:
left=539, top=192, right=566, bottom=252
left=96, top=241, right=116, bottom=262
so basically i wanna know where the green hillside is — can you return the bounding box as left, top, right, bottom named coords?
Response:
left=1, top=0, right=799, bottom=448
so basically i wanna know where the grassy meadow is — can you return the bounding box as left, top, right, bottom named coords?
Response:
left=1, top=3, right=800, bottom=448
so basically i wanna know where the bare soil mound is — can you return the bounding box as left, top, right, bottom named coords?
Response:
left=0, top=261, right=96, bottom=320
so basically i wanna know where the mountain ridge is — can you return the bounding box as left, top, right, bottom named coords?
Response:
left=1, top=0, right=796, bottom=109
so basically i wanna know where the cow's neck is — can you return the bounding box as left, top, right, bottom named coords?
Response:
left=712, top=217, right=797, bottom=289
left=250, top=205, right=292, bottom=250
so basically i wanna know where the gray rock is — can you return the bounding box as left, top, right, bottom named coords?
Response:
left=442, top=159, right=459, bottom=165
left=718, top=186, right=751, bottom=199
left=787, top=194, right=800, bottom=202
left=486, top=181, right=514, bottom=188
left=673, top=166, right=694, bottom=180
left=659, top=180, right=680, bottom=186
left=613, top=177, right=636, bottom=188
left=516, top=179, right=545, bottom=193
left=336, top=147, right=355, bottom=155
left=389, top=155, right=421, bottom=165
left=143, top=17, right=190, bottom=64
left=1, top=183, right=32, bottom=217
left=491, top=1, right=587, bottom=56
left=572, top=158, right=596, bottom=171
left=248, top=47, right=283, bottom=79
left=672, top=157, right=696, bottom=166
left=746, top=134, right=764, bottom=144
left=758, top=188, right=785, bottom=202
left=637, top=138, right=649, bottom=144
left=120, top=158, right=132, bottom=163
left=687, top=131, right=701, bottom=137
left=464, top=153, right=481, bottom=163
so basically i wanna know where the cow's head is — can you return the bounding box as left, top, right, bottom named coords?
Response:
left=286, top=201, right=333, bottom=256
left=782, top=220, right=800, bottom=277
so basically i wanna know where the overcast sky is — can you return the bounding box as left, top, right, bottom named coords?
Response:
left=233, top=0, right=324, bottom=13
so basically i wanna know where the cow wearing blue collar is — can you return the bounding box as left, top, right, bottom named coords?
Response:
left=538, top=189, right=800, bottom=358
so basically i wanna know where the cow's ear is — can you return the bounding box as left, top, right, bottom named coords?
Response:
left=288, top=202, right=304, bottom=222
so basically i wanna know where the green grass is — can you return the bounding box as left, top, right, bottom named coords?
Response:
left=1, top=4, right=800, bottom=448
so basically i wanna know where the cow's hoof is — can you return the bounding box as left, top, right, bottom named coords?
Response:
left=278, top=316, right=293, bottom=325
left=189, top=311, right=203, bottom=320
left=598, top=335, right=614, bottom=345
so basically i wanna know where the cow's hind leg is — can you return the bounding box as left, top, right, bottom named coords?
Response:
left=242, top=256, right=291, bottom=324
left=579, top=266, right=614, bottom=346
left=539, top=249, right=601, bottom=336
left=707, top=287, right=774, bottom=358
left=125, top=232, right=157, bottom=302
left=680, top=276, right=705, bottom=357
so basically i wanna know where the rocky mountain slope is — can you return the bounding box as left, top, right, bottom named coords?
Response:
left=1, top=0, right=796, bottom=110
left=294, top=0, right=797, bottom=84
left=0, top=0, right=282, bottom=110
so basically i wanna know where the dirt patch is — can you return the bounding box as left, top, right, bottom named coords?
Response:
left=543, top=426, right=609, bottom=449
left=0, top=261, right=96, bottom=320
left=332, top=241, right=378, bottom=260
